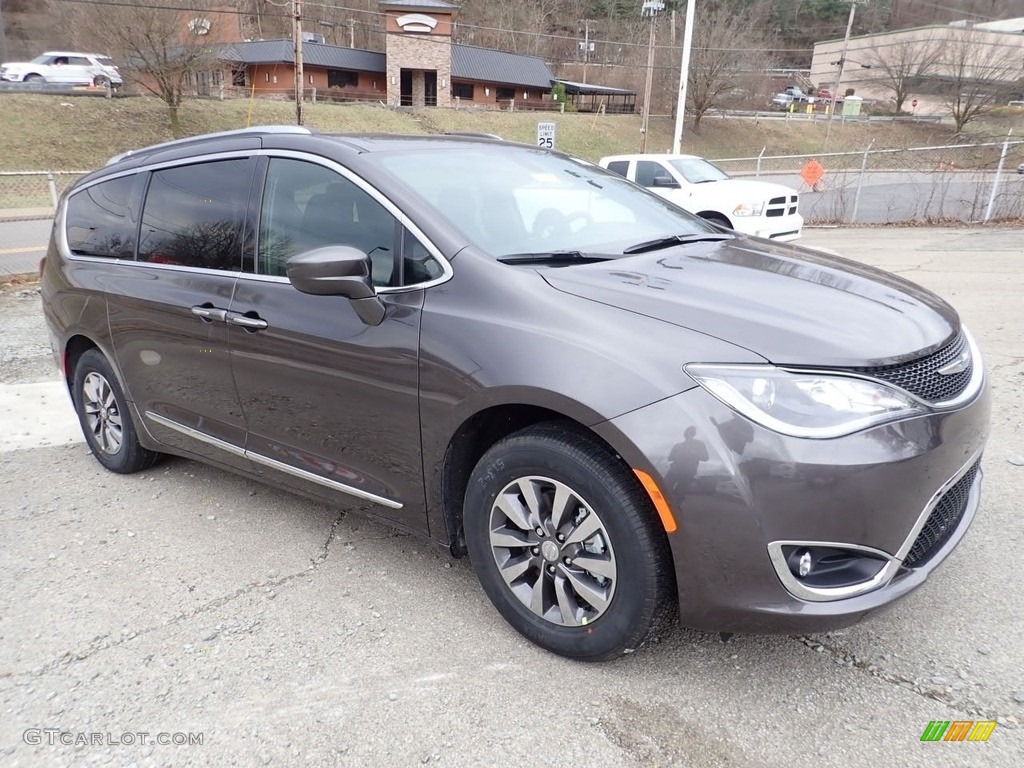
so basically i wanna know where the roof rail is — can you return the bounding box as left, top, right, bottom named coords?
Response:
left=105, top=125, right=313, bottom=166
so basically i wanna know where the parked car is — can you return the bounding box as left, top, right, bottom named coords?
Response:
left=0, top=51, right=121, bottom=86
left=783, top=86, right=817, bottom=103
left=1017, top=162, right=1024, bottom=174
left=771, top=92, right=795, bottom=109
left=42, top=128, right=989, bottom=660
left=599, top=153, right=803, bottom=241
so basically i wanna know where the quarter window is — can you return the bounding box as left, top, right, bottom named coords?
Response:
left=258, top=158, right=402, bottom=287
left=66, top=175, right=141, bottom=259
left=138, top=158, right=255, bottom=270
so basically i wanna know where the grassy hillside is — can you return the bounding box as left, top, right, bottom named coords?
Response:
left=1, top=93, right=1020, bottom=172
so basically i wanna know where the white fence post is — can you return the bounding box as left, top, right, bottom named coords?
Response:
left=756, top=146, right=765, bottom=178
left=46, top=173, right=58, bottom=211
left=850, top=140, right=874, bottom=224
left=983, top=130, right=1013, bottom=223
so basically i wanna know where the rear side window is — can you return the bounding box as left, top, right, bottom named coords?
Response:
left=139, top=158, right=254, bottom=270
left=66, top=175, right=141, bottom=259
left=605, top=160, right=629, bottom=177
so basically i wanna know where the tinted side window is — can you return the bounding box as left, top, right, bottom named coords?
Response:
left=605, top=161, right=629, bottom=178
left=635, top=161, right=670, bottom=188
left=258, top=158, right=399, bottom=286
left=66, top=175, right=141, bottom=259
left=402, top=228, right=443, bottom=284
left=139, top=158, right=254, bottom=270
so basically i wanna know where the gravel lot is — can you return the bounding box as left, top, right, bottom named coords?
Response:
left=1, top=228, right=1022, bottom=767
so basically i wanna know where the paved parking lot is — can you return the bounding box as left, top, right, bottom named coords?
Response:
left=1, top=228, right=1022, bottom=767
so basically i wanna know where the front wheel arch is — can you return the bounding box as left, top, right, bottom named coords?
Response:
left=697, top=211, right=733, bottom=229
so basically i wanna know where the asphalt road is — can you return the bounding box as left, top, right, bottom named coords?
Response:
left=756, top=171, right=1024, bottom=225
left=0, top=219, right=51, bottom=277
left=1, top=228, right=1022, bottom=767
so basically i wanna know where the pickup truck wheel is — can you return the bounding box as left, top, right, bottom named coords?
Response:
left=700, top=213, right=732, bottom=230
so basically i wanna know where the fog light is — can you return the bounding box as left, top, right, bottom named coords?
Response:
left=798, top=549, right=812, bottom=577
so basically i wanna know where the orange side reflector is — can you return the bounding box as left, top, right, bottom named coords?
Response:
left=633, top=469, right=678, bottom=533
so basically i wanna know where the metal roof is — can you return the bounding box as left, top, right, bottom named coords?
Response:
left=379, top=0, right=460, bottom=9
left=451, top=44, right=554, bottom=89
left=557, top=79, right=635, bottom=96
left=219, top=40, right=386, bottom=73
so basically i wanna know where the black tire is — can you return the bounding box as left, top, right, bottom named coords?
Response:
left=701, top=213, right=732, bottom=230
left=93, top=75, right=109, bottom=88
left=464, top=422, right=676, bottom=661
left=23, top=73, right=42, bottom=82
left=72, top=349, right=161, bottom=473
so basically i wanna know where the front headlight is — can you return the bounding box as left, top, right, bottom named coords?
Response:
left=685, top=364, right=925, bottom=439
left=732, top=200, right=765, bottom=217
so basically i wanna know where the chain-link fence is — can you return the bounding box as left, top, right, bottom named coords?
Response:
left=714, top=138, right=1024, bottom=225
left=0, top=171, right=90, bottom=222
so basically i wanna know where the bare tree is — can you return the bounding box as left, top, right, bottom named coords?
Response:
left=686, top=2, right=774, bottom=132
left=867, top=35, right=941, bottom=113
left=73, top=1, right=216, bottom=136
left=936, top=31, right=1020, bottom=134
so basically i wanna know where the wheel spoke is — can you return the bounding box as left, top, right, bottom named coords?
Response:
left=553, top=574, right=581, bottom=626
left=564, top=569, right=611, bottom=612
left=495, top=492, right=532, bottom=532
left=83, top=374, right=101, bottom=405
left=498, top=556, right=532, bottom=587
left=564, top=512, right=602, bottom=546
left=490, top=528, right=533, bottom=550
left=572, top=554, right=616, bottom=580
left=106, top=410, right=122, bottom=428
left=516, top=478, right=544, bottom=526
left=530, top=569, right=548, bottom=615
left=549, top=484, right=575, bottom=531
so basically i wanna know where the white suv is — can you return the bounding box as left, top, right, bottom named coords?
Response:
left=0, top=51, right=122, bottom=87
left=599, top=154, right=803, bottom=241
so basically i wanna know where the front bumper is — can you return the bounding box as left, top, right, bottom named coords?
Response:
left=594, top=379, right=990, bottom=633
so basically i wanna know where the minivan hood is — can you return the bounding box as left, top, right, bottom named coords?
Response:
left=542, top=238, right=959, bottom=368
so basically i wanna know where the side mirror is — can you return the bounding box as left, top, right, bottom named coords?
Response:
left=652, top=175, right=680, bottom=189
left=286, top=246, right=385, bottom=325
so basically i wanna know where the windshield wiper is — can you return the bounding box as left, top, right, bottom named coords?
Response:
left=497, top=250, right=615, bottom=265
left=623, top=233, right=734, bottom=255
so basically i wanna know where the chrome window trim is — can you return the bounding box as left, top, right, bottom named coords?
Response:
left=767, top=541, right=899, bottom=602
left=145, top=411, right=403, bottom=510
left=893, top=446, right=984, bottom=563
left=66, top=148, right=454, bottom=292
left=252, top=150, right=453, bottom=292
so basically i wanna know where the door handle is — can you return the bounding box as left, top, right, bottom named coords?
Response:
left=191, top=305, right=228, bottom=322
left=226, top=312, right=268, bottom=331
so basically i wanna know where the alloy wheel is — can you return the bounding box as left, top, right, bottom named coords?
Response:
left=82, top=371, right=123, bottom=454
left=488, top=475, right=617, bottom=627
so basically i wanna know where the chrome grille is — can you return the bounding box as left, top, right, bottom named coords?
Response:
left=854, top=330, right=972, bottom=403
left=903, top=461, right=980, bottom=568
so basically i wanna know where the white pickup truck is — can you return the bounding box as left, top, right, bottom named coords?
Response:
left=598, top=153, right=803, bottom=242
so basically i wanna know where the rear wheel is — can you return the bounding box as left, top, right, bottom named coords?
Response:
left=72, top=349, right=161, bottom=473
left=23, top=73, right=43, bottom=82
left=464, top=423, right=676, bottom=660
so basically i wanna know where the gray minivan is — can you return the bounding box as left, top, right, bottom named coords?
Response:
left=41, top=127, right=990, bottom=659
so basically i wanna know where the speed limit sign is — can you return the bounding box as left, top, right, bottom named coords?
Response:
left=537, top=121, right=556, bottom=149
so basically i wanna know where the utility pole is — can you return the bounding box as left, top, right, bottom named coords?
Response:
left=580, top=19, right=593, bottom=84
left=639, top=1, right=664, bottom=153
left=0, top=0, right=8, bottom=64
left=671, top=0, right=696, bottom=154
left=293, top=1, right=304, bottom=125
left=823, top=0, right=865, bottom=150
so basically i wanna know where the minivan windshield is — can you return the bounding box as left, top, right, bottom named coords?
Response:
left=373, top=146, right=718, bottom=260
left=666, top=158, right=730, bottom=184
